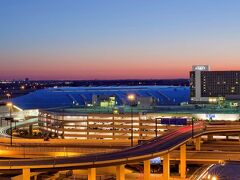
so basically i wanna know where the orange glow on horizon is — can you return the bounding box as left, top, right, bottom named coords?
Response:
left=1, top=54, right=240, bottom=80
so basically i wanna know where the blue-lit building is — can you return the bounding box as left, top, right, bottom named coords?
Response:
left=10, top=86, right=190, bottom=110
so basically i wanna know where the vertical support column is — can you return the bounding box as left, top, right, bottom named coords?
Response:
left=138, top=114, right=141, bottom=140
left=29, top=124, right=33, bottom=136
left=139, top=116, right=143, bottom=140
left=180, top=144, right=186, bottom=178
left=130, top=107, right=134, bottom=147
left=226, top=135, right=229, bottom=140
left=56, top=120, right=59, bottom=138
left=88, top=168, right=96, bottom=180
left=116, top=165, right=125, bottom=180
left=87, top=115, right=89, bottom=140
left=22, top=168, right=30, bottom=180
left=112, top=114, right=115, bottom=140
left=195, top=137, right=201, bottom=151
left=163, top=153, right=170, bottom=180
left=61, top=114, right=65, bottom=139
left=208, top=134, right=213, bottom=141
left=144, top=160, right=150, bottom=180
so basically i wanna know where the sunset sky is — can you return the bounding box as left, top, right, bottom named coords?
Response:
left=1, top=0, right=240, bottom=80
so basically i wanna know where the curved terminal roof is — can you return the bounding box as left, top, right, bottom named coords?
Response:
left=10, top=86, right=190, bottom=110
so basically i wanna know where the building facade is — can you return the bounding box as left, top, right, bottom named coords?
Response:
left=38, top=110, right=191, bottom=140
left=190, top=65, right=240, bottom=103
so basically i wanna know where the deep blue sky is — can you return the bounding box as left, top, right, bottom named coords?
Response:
left=1, top=0, right=240, bottom=80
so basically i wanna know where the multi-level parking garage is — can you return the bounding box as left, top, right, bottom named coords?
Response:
left=38, top=111, right=189, bottom=140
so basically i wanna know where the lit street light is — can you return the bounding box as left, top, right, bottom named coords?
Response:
left=6, top=102, right=12, bottom=115
left=127, top=94, right=136, bottom=147
left=155, top=118, right=158, bottom=138
left=191, top=117, right=196, bottom=139
left=6, top=93, right=11, bottom=99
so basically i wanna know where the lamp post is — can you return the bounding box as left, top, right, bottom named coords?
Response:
left=6, top=93, right=11, bottom=100
left=127, top=94, right=136, bottom=147
left=6, top=93, right=11, bottom=126
left=155, top=118, right=158, bottom=138
left=191, top=117, right=195, bottom=139
left=6, top=102, right=13, bottom=146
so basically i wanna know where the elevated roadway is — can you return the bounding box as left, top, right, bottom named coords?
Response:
left=0, top=118, right=38, bottom=138
left=1, top=124, right=240, bottom=169
left=170, top=150, right=240, bottom=163
left=0, top=119, right=240, bottom=180
left=0, top=125, right=200, bottom=169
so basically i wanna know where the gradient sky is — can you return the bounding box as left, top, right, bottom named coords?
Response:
left=1, top=0, right=240, bottom=80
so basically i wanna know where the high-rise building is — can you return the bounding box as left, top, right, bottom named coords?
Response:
left=190, top=65, right=240, bottom=103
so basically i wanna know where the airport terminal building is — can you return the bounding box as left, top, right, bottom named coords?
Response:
left=10, top=86, right=189, bottom=110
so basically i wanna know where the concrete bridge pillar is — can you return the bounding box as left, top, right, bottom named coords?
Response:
left=163, top=153, right=170, bottom=180
left=116, top=165, right=125, bottom=180
left=88, top=168, right=96, bottom=180
left=29, top=124, right=33, bottom=136
left=33, top=175, right=37, bottom=180
left=180, top=144, right=186, bottom=178
left=22, top=168, right=30, bottom=180
left=144, top=159, right=150, bottom=180
left=195, top=137, right=201, bottom=151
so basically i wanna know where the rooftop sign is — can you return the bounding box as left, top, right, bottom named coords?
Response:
left=192, top=65, right=209, bottom=71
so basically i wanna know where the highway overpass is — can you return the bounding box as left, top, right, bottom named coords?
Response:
left=1, top=119, right=240, bottom=180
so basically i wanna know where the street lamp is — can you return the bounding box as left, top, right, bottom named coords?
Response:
left=6, top=102, right=12, bottom=115
left=6, top=93, right=11, bottom=100
left=191, top=117, right=195, bottom=139
left=6, top=102, right=13, bottom=146
left=6, top=93, right=11, bottom=124
left=155, top=118, right=158, bottom=138
left=127, top=94, right=136, bottom=147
